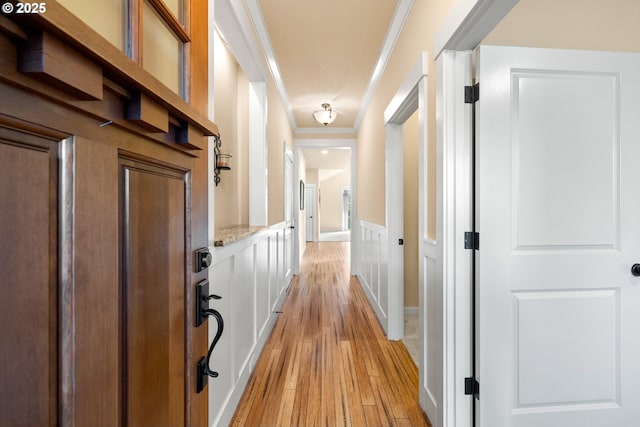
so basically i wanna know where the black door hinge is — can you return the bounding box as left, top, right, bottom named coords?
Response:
left=465, top=377, right=479, bottom=399
left=464, top=232, right=479, bottom=250
left=465, top=83, right=479, bottom=104
left=398, top=238, right=404, bottom=245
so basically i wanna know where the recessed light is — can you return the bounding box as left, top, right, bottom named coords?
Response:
left=321, top=150, right=328, bottom=154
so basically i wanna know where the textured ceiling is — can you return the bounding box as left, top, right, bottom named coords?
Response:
left=258, top=0, right=398, bottom=129
left=302, top=148, right=351, bottom=170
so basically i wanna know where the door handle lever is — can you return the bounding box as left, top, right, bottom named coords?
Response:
left=197, top=308, right=224, bottom=393
left=195, top=280, right=220, bottom=327
left=194, top=279, right=225, bottom=393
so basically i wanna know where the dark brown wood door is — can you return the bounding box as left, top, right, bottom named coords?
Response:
left=0, top=125, right=208, bottom=426
left=120, top=155, right=192, bottom=427
left=0, top=128, right=58, bottom=427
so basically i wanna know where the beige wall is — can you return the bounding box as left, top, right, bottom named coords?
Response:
left=357, top=0, right=456, bottom=227
left=484, top=0, right=640, bottom=52
left=319, top=170, right=351, bottom=232
left=213, top=32, right=250, bottom=228
left=214, top=29, right=294, bottom=228
left=403, top=111, right=419, bottom=307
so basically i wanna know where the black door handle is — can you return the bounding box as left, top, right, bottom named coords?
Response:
left=631, top=264, right=640, bottom=277
left=197, top=309, right=224, bottom=393
left=195, top=279, right=224, bottom=393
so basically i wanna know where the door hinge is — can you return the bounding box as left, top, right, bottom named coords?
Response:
left=464, top=83, right=479, bottom=104
left=465, top=377, right=479, bottom=399
left=398, top=238, right=404, bottom=245
left=464, top=232, right=479, bottom=250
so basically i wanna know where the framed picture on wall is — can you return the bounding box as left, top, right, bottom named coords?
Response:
left=300, top=180, right=305, bottom=210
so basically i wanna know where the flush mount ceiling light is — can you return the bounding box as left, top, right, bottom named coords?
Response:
left=312, top=103, right=337, bottom=126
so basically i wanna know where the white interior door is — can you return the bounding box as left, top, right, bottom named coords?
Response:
left=476, top=45, right=640, bottom=426
left=305, top=185, right=315, bottom=241
left=284, top=151, right=293, bottom=284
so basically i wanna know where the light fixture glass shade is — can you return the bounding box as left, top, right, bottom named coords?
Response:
left=313, top=103, right=337, bottom=126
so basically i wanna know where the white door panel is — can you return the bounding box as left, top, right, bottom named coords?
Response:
left=284, top=151, right=293, bottom=283
left=305, top=185, right=315, bottom=241
left=477, top=45, right=640, bottom=426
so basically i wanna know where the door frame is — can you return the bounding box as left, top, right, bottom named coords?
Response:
left=384, top=54, right=431, bottom=416
left=284, top=148, right=294, bottom=284
left=293, top=138, right=357, bottom=274
left=305, top=183, right=317, bottom=241
left=434, top=1, right=520, bottom=426
left=384, top=52, right=429, bottom=343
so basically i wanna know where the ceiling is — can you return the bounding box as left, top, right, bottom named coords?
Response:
left=225, top=0, right=410, bottom=133
left=302, top=148, right=351, bottom=170
left=257, top=0, right=398, bottom=130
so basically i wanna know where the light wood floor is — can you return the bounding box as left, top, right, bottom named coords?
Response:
left=231, top=242, right=431, bottom=426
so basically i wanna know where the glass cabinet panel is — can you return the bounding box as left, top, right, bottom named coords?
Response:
left=58, top=0, right=126, bottom=51
left=142, top=1, right=184, bottom=96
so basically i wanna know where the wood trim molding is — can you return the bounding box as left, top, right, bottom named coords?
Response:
left=19, top=31, right=103, bottom=101
left=149, top=0, right=190, bottom=42
left=433, top=0, right=519, bottom=58
left=12, top=2, right=218, bottom=137
left=59, top=136, right=76, bottom=426
left=126, top=92, right=170, bottom=133
left=0, top=14, right=28, bottom=41
left=384, top=52, right=428, bottom=125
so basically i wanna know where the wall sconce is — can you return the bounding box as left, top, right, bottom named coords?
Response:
left=214, top=133, right=231, bottom=186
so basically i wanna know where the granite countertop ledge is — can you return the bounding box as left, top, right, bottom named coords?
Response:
left=214, top=225, right=266, bottom=247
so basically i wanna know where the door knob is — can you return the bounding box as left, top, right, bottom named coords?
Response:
left=632, top=264, right=640, bottom=277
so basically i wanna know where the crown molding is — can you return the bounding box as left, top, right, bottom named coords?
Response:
left=244, top=0, right=298, bottom=129
left=234, top=0, right=414, bottom=134
left=433, top=0, right=519, bottom=59
left=353, top=0, right=415, bottom=131
left=213, top=0, right=266, bottom=82
left=295, top=127, right=356, bottom=135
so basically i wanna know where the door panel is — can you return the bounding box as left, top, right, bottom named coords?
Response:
left=512, top=71, right=618, bottom=250
left=0, top=129, right=58, bottom=427
left=284, top=152, right=293, bottom=282
left=477, top=46, right=640, bottom=426
left=305, top=185, right=315, bottom=241
left=121, top=156, right=189, bottom=427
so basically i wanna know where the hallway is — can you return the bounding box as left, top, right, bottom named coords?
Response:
left=231, top=242, right=430, bottom=426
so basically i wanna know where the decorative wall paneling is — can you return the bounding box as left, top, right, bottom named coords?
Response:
left=208, top=223, right=292, bottom=427
left=355, top=220, right=390, bottom=334
left=422, top=238, right=442, bottom=421
left=0, top=6, right=214, bottom=425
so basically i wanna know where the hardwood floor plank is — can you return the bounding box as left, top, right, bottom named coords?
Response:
left=320, top=327, right=337, bottom=427
left=275, top=388, right=296, bottom=426
left=289, top=341, right=312, bottom=425
left=230, top=242, right=431, bottom=427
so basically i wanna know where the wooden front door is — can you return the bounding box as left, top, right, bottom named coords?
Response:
left=120, top=155, right=192, bottom=426
left=0, top=121, right=209, bottom=427
left=0, top=127, right=60, bottom=427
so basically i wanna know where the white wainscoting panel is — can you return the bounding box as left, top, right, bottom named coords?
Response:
left=208, top=223, right=291, bottom=427
left=423, top=239, right=442, bottom=420
left=356, top=220, right=390, bottom=333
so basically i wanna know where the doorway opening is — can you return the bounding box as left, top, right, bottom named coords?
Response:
left=297, top=146, right=354, bottom=252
